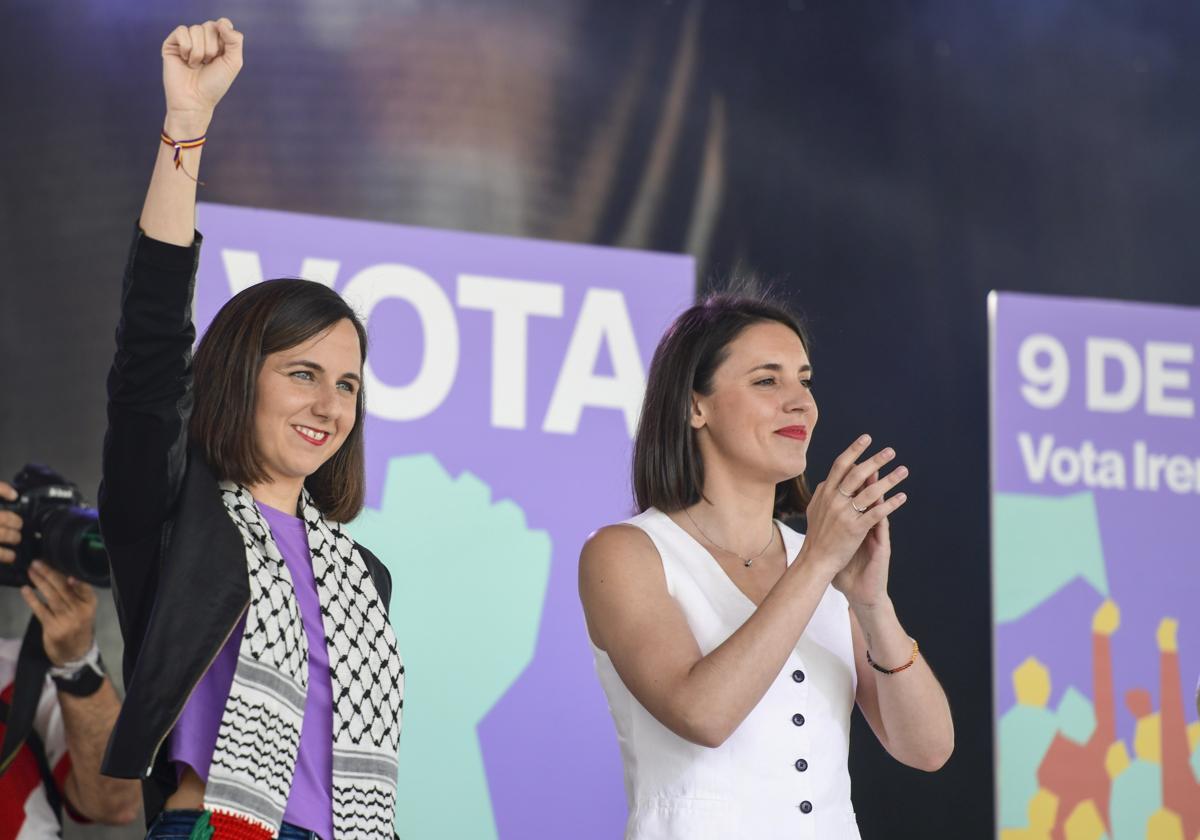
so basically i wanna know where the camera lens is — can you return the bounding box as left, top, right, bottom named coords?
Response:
left=39, top=506, right=110, bottom=587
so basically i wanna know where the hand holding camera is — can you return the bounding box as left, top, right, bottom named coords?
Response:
left=0, top=465, right=109, bottom=587
left=22, top=560, right=99, bottom=667
left=0, top=469, right=107, bottom=667
left=0, top=482, right=19, bottom=564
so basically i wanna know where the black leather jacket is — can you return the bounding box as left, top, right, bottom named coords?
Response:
left=98, top=229, right=392, bottom=824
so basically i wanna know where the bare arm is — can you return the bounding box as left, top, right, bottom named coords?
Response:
left=833, top=469, right=954, bottom=771
left=580, top=436, right=907, bottom=748
left=59, top=681, right=141, bottom=824
left=581, top=525, right=837, bottom=747
left=141, top=19, right=243, bottom=245
left=849, top=604, right=954, bottom=771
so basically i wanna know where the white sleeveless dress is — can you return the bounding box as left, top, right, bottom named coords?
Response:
left=591, top=507, right=861, bottom=840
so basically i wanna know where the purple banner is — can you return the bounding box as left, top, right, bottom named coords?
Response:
left=990, top=292, right=1200, bottom=839
left=195, top=203, right=694, bottom=839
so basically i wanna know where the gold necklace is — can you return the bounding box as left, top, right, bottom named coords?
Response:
left=682, top=507, right=775, bottom=568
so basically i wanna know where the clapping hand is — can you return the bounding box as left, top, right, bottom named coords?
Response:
left=802, top=435, right=908, bottom=606
left=834, top=469, right=899, bottom=608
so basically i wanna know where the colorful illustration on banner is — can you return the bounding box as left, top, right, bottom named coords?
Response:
left=991, top=293, right=1200, bottom=840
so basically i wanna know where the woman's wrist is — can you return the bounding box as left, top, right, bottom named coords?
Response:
left=850, top=595, right=897, bottom=628
left=854, top=598, right=917, bottom=669
left=163, top=109, right=212, bottom=140
left=793, top=544, right=841, bottom=585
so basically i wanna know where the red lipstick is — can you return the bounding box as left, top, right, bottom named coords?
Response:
left=293, top=425, right=331, bottom=446
left=775, top=425, right=808, bottom=441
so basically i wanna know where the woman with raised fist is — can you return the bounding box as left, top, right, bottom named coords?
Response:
left=99, top=20, right=403, bottom=840
left=579, top=295, right=955, bottom=839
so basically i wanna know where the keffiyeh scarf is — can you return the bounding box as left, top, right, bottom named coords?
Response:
left=196, top=482, right=404, bottom=840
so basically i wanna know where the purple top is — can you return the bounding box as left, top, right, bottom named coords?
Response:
left=170, top=501, right=334, bottom=839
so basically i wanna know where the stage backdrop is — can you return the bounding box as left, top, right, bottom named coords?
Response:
left=990, top=292, right=1200, bottom=840
left=193, top=202, right=694, bottom=840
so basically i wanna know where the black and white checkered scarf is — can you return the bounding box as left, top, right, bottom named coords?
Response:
left=208, top=482, right=404, bottom=839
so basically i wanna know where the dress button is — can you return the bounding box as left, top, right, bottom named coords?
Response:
left=799, top=800, right=813, bottom=814
left=792, top=713, right=805, bottom=726
left=792, top=669, right=805, bottom=683
left=795, top=758, right=808, bottom=772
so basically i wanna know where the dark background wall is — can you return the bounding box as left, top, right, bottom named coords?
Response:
left=3, top=1, right=1199, bottom=837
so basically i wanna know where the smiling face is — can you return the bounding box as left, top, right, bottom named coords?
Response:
left=691, top=320, right=817, bottom=487
left=250, top=318, right=363, bottom=504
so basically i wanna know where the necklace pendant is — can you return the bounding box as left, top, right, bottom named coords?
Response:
left=743, top=557, right=753, bottom=568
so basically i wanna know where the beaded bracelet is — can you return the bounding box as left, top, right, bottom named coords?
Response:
left=160, top=131, right=206, bottom=184
left=866, top=637, right=919, bottom=674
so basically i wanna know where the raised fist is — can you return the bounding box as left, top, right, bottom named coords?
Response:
left=161, top=18, right=244, bottom=132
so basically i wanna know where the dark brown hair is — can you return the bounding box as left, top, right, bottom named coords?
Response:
left=633, top=292, right=813, bottom=518
left=190, top=279, right=368, bottom=522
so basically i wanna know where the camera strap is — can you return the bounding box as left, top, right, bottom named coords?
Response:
left=0, top=617, right=53, bottom=776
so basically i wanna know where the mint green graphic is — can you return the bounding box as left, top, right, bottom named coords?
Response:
left=993, top=492, right=1109, bottom=624
left=997, top=704, right=1058, bottom=828
left=1055, top=687, right=1095, bottom=745
left=1109, top=760, right=1161, bottom=840
left=350, top=454, right=552, bottom=840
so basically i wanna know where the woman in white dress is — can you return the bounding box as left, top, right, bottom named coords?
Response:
left=580, top=294, right=954, bottom=840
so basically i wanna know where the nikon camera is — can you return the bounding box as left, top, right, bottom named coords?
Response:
left=0, top=464, right=109, bottom=588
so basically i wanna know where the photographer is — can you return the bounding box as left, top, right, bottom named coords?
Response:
left=0, top=480, right=140, bottom=834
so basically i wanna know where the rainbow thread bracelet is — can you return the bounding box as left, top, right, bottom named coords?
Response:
left=866, top=637, right=920, bottom=675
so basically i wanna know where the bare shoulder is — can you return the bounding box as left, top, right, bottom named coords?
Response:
left=579, top=522, right=664, bottom=588
left=579, top=521, right=670, bottom=650
left=581, top=522, right=656, bottom=561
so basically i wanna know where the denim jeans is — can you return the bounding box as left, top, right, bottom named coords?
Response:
left=145, top=809, right=323, bottom=839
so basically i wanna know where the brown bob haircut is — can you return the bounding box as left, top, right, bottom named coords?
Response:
left=190, top=279, right=368, bottom=523
left=633, top=292, right=813, bottom=519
